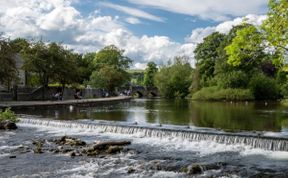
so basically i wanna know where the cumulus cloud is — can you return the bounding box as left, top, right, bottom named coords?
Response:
left=0, top=0, right=267, bottom=69
left=127, top=0, right=267, bottom=21
left=186, top=14, right=267, bottom=44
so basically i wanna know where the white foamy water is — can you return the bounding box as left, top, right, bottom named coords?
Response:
left=17, top=118, right=288, bottom=160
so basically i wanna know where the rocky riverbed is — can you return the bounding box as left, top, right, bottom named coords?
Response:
left=1, top=123, right=288, bottom=178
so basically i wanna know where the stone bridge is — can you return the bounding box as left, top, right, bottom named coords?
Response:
left=118, top=86, right=159, bottom=97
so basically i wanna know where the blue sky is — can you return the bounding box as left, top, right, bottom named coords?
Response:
left=74, top=0, right=267, bottom=42
left=0, top=0, right=268, bottom=68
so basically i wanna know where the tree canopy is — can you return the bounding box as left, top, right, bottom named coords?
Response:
left=89, top=45, right=132, bottom=93
left=0, top=37, right=17, bottom=88
left=154, top=57, right=193, bottom=98
left=143, top=62, right=158, bottom=88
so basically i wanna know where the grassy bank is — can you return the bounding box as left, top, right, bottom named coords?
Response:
left=192, top=87, right=254, bottom=101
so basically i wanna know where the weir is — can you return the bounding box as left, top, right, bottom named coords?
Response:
left=20, top=118, right=288, bottom=152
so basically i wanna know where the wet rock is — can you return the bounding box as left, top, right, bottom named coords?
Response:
left=127, top=167, right=136, bottom=174
left=0, top=121, right=17, bottom=130
left=69, top=151, right=76, bottom=157
left=54, top=136, right=86, bottom=146
left=106, top=146, right=123, bottom=154
left=33, top=141, right=44, bottom=154
left=187, top=164, right=203, bottom=175
left=92, top=141, right=131, bottom=150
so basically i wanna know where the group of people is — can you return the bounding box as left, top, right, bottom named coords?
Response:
left=120, top=90, right=131, bottom=96
left=53, top=89, right=82, bottom=100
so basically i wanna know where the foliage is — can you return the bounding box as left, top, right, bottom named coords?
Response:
left=90, top=65, right=129, bottom=91
left=0, top=108, right=19, bottom=123
left=0, top=37, right=17, bottom=87
left=48, top=43, right=79, bottom=87
left=143, top=62, right=158, bottom=87
left=261, top=0, right=288, bottom=60
left=90, top=45, right=132, bottom=92
left=10, top=38, right=30, bottom=53
left=94, top=45, right=132, bottom=69
left=217, top=70, right=249, bottom=89
left=248, top=72, right=280, bottom=100
left=77, top=52, right=95, bottom=84
left=129, top=70, right=144, bottom=86
left=225, top=25, right=265, bottom=68
left=22, top=40, right=54, bottom=87
left=22, top=41, right=79, bottom=88
left=194, top=32, right=225, bottom=87
left=192, top=87, right=254, bottom=101
left=154, top=57, right=193, bottom=98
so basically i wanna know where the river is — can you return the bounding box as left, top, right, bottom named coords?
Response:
left=0, top=99, right=288, bottom=177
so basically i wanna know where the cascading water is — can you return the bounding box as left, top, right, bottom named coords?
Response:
left=20, top=118, right=288, bottom=152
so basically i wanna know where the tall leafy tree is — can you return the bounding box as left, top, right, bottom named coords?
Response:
left=143, top=62, right=158, bottom=87
left=154, top=56, right=193, bottom=98
left=194, top=32, right=225, bottom=87
left=47, top=42, right=79, bottom=89
left=0, top=37, right=17, bottom=89
left=262, top=0, right=288, bottom=58
left=77, top=52, right=95, bottom=85
left=225, top=25, right=266, bottom=69
left=90, top=45, right=132, bottom=93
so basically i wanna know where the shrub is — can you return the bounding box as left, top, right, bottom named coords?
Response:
left=192, top=87, right=254, bottom=101
left=0, top=108, right=19, bottom=123
left=249, top=73, right=280, bottom=100
left=217, top=70, right=249, bottom=89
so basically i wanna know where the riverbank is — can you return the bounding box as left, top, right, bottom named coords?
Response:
left=0, top=96, right=132, bottom=109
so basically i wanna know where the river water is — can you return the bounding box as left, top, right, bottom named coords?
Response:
left=1, top=99, right=288, bottom=177
left=15, top=99, right=288, bottom=134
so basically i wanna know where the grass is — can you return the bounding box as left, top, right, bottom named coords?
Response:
left=192, top=87, right=254, bottom=101
left=0, top=108, right=19, bottom=123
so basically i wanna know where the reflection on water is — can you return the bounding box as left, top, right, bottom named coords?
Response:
left=15, top=99, right=288, bottom=133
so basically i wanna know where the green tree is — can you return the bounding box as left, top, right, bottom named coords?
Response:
left=22, top=40, right=53, bottom=88
left=77, top=52, right=95, bottom=85
left=0, top=37, right=18, bottom=89
left=143, top=62, right=158, bottom=87
left=194, top=32, right=225, bottom=87
left=262, top=0, right=288, bottom=60
left=10, top=38, right=30, bottom=53
left=154, top=56, right=193, bottom=98
left=89, top=45, right=132, bottom=93
left=225, top=25, right=265, bottom=68
left=47, top=42, right=79, bottom=89
left=93, top=45, right=132, bottom=69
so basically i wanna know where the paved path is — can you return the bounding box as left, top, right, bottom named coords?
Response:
left=0, top=96, right=132, bottom=109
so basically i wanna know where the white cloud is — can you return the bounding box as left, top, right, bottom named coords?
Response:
left=0, top=0, right=267, bottom=69
left=127, top=0, right=267, bottom=21
left=186, top=14, right=267, bottom=44
left=125, top=17, right=141, bottom=24
left=38, top=6, right=80, bottom=31
left=101, top=2, right=164, bottom=22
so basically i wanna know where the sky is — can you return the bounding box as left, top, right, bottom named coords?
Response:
left=0, top=0, right=268, bottom=69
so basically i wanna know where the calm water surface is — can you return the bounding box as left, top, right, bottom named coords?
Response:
left=16, top=99, right=288, bottom=133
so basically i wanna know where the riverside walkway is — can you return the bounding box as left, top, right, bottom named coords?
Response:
left=0, top=96, right=132, bottom=109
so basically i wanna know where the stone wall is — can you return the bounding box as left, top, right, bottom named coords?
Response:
left=0, top=87, right=104, bottom=101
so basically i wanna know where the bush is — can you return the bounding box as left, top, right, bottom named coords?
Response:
left=0, top=108, right=19, bottom=123
left=217, top=70, right=249, bottom=89
left=154, top=59, right=193, bottom=98
left=249, top=73, right=280, bottom=100
left=192, top=87, right=254, bottom=101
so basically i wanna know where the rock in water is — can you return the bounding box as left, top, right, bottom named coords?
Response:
left=187, top=164, right=203, bottom=175
left=106, top=146, right=123, bottom=154
left=0, top=121, right=17, bottom=130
